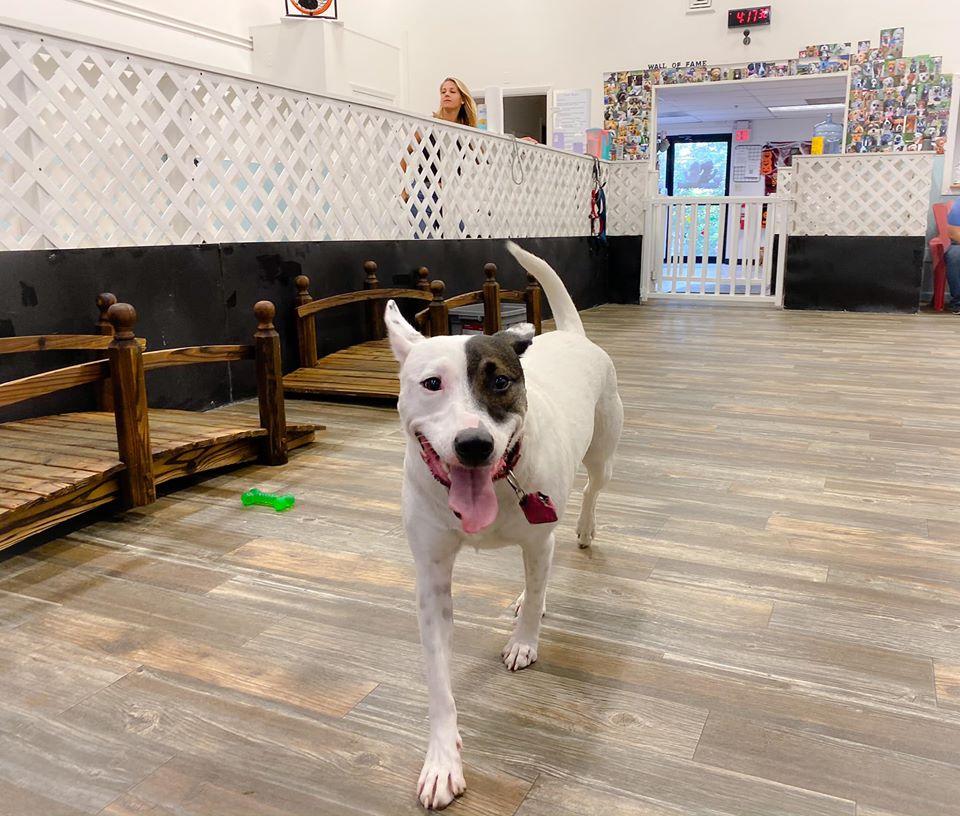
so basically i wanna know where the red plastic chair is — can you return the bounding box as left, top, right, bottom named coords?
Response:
left=931, top=203, right=952, bottom=311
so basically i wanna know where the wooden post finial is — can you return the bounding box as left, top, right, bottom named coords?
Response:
left=106, top=300, right=154, bottom=508
left=255, top=300, right=276, bottom=334
left=254, top=300, right=288, bottom=466
left=482, top=263, right=501, bottom=335
left=428, top=279, right=448, bottom=338
left=107, top=303, right=138, bottom=342
left=294, top=276, right=318, bottom=368
left=525, top=274, right=543, bottom=335
left=96, top=292, right=117, bottom=321
left=95, top=292, right=119, bottom=411
left=417, top=266, right=431, bottom=291
left=364, top=261, right=384, bottom=340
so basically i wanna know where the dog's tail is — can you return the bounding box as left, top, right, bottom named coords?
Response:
left=506, top=242, right=585, bottom=336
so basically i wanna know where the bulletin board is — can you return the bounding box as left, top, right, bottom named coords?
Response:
left=732, top=145, right=763, bottom=183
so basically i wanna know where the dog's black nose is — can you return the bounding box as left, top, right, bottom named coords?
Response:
left=454, top=428, right=495, bottom=467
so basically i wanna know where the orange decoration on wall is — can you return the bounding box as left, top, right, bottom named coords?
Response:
left=760, top=149, right=774, bottom=175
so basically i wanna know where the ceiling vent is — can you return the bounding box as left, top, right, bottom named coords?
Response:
left=687, top=0, right=713, bottom=12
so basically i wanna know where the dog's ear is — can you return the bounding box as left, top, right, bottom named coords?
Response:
left=384, top=300, right=423, bottom=363
left=495, top=323, right=535, bottom=358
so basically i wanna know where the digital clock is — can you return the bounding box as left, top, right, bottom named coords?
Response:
left=727, top=6, right=771, bottom=28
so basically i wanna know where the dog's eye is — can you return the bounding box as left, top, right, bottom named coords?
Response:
left=493, top=375, right=512, bottom=392
left=421, top=377, right=442, bottom=392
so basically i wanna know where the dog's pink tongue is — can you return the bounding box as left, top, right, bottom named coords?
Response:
left=448, top=464, right=498, bottom=533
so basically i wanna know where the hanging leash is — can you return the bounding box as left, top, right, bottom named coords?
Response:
left=589, top=158, right=607, bottom=241
left=511, top=134, right=525, bottom=185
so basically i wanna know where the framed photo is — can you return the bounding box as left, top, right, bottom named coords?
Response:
left=285, top=0, right=338, bottom=19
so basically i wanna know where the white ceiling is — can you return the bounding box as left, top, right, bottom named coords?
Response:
left=655, top=76, right=848, bottom=125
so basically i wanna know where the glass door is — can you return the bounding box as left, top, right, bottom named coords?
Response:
left=664, top=134, right=732, bottom=264
left=666, top=135, right=732, bottom=197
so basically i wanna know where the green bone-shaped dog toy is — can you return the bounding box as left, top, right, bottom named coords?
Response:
left=240, top=488, right=295, bottom=512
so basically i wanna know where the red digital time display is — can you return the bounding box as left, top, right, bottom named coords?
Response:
left=727, top=6, right=771, bottom=28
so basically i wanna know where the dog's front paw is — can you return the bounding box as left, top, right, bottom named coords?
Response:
left=417, top=741, right=465, bottom=810
left=502, top=636, right=539, bottom=671
left=576, top=519, right=596, bottom=548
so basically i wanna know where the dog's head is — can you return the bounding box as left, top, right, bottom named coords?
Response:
left=385, top=300, right=534, bottom=534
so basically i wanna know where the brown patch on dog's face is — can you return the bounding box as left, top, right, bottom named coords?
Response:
left=464, top=335, right=527, bottom=423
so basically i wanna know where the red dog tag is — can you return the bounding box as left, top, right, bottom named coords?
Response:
left=506, top=471, right=558, bottom=525
left=519, top=491, right=559, bottom=524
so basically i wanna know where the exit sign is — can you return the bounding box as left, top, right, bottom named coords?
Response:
left=735, top=128, right=752, bottom=142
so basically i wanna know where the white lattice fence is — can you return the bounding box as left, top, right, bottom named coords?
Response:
left=0, top=23, right=643, bottom=251
left=791, top=154, right=934, bottom=237
left=605, top=161, right=649, bottom=236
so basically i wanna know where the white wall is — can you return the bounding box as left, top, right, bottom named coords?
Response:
left=0, top=0, right=410, bottom=95
left=0, top=0, right=267, bottom=73
left=3, top=1, right=957, bottom=133
left=402, top=1, right=960, bottom=132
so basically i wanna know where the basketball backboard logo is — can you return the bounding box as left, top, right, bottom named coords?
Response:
left=285, top=0, right=338, bottom=19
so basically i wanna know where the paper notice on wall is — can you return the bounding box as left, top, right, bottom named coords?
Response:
left=553, top=88, right=591, bottom=153
left=732, top=144, right=763, bottom=182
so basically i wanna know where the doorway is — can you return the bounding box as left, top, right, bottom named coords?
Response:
left=645, top=75, right=847, bottom=302
left=503, top=94, right=547, bottom=144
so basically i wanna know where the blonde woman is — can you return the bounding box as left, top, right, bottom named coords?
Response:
left=401, top=78, right=480, bottom=234
left=434, top=77, right=478, bottom=128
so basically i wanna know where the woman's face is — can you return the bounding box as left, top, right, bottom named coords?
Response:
left=439, top=81, right=462, bottom=112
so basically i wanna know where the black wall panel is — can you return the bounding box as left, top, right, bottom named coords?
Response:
left=1, top=244, right=226, bottom=420
left=607, top=236, right=643, bottom=304
left=2, top=236, right=636, bottom=418
left=784, top=235, right=924, bottom=313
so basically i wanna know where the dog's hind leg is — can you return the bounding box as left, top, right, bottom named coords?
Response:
left=503, top=533, right=554, bottom=670
left=576, top=388, right=624, bottom=548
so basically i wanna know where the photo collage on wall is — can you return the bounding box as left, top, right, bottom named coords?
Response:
left=602, top=72, right=652, bottom=160
left=847, top=28, right=952, bottom=153
left=604, top=46, right=850, bottom=161
left=603, top=26, right=953, bottom=160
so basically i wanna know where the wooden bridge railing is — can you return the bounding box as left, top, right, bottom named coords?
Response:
left=293, top=261, right=449, bottom=369
left=0, top=296, right=290, bottom=508
left=414, top=262, right=543, bottom=336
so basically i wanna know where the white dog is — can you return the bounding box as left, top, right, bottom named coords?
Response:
left=384, top=242, right=623, bottom=810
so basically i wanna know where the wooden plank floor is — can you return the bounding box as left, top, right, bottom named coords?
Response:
left=2, top=302, right=960, bottom=815
left=0, top=410, right=318, bottom=551
left=284, top=338, right=400, bottom=400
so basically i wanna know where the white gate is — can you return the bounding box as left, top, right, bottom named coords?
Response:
left=642, top=196, right=788, bottom=304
